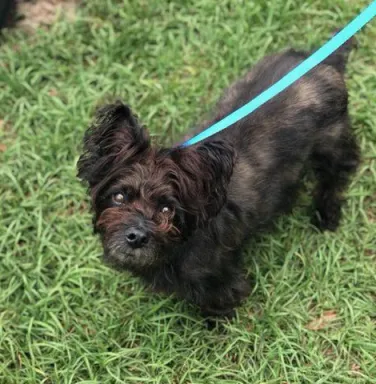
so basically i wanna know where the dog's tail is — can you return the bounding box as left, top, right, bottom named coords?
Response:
left=322, top=28, right=357, bottom=74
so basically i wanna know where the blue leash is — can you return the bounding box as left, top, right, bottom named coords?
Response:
left=183, top=1, right=376, bottom=147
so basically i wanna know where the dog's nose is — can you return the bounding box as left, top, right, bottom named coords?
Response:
left=125, top=227, right=148, bottom=248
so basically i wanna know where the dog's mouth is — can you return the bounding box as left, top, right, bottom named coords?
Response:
left=102, top=237, right=161, bottom=271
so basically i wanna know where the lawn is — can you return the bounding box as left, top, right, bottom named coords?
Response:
left=0, top=0, right=375, bottom=383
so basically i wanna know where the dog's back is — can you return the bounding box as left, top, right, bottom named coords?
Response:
left=211, top=34, right=356, bottom=131
left=204, top=34, right=359, bottom=238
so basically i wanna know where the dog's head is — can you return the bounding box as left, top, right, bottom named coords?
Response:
left=77, top=102, right=235, bottom=271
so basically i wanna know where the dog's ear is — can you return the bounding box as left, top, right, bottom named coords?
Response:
left=171, top=140, right=236, bottom=226
left=77, top=102, right=150, bottom=186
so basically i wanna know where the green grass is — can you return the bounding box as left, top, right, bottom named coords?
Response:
left=1, top=0, right=375, bottom=383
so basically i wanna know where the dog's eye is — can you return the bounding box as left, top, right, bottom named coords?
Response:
left=112, top=192, right=126, bottom=205
left=161, top=206, right=172, bottom=214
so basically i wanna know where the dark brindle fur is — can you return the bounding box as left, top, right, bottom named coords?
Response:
left=78, top=35, right=359, bottom=317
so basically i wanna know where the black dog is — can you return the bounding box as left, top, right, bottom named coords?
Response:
left=78, top=35, right=359, bottom=317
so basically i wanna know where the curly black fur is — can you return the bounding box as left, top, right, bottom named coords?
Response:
left=78, top=35, right=359, bottom=318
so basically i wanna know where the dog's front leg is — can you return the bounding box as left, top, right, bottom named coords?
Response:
left=179, top=246, right=250, bottom=319
left=198, top=269, right=250, bottom=319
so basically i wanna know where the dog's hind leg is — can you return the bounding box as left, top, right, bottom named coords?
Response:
left=311, top=116, right=360, bottom=231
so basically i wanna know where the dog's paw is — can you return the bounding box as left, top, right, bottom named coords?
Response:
left=202, top=309, right=236, bottom=330
left=312, top=200, right=342, bottom=232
